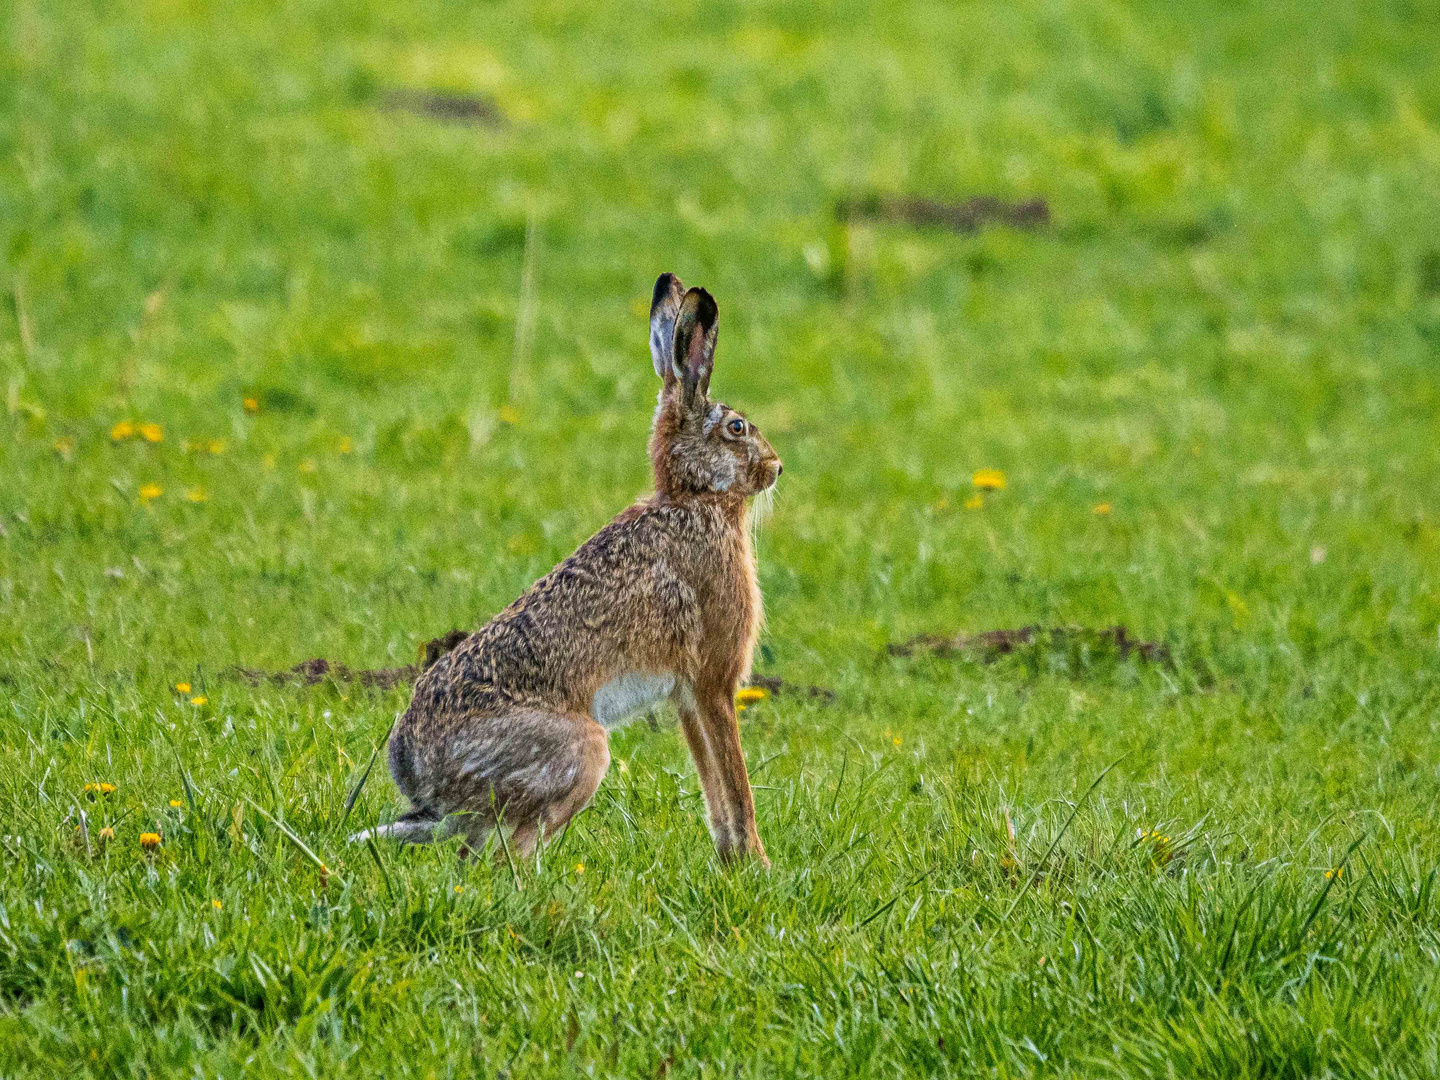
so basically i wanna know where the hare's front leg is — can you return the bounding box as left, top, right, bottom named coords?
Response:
left=678, top=684, right=768, bottom=867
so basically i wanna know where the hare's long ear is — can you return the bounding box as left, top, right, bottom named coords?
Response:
left=671, top=287, right=717, bottom=411
left=649, top=272, right=686, bottom=382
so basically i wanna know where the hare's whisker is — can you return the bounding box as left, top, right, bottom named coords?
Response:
left=752, top=486, right=775, bottom=534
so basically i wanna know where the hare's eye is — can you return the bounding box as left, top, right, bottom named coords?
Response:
left=726, top=418, right=746, bottom=437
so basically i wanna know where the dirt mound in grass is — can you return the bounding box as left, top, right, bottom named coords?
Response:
left=837, top=194, right=1050, bottom=233
left=228, top=629, right=835, bottom=701
left=380, top=88, right=506, bottom=127
left=890, top=624, right=1170, bottom=665
left=228, top=629, right=470, bottom=690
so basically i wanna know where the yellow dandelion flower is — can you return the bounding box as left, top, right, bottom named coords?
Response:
left=175, top=682, right=191, bottom=694
left=735, top=686, right=769, bottom=705
left=892, top=736, right=903, bottom=748
left=110, top=420, right=135, bottom=441
left=454, top=885, right=464, bottom=893
left=736, top=703, right=747, bottom=712
left=140, top=422, right=163, bottom=443
left=337, top=436, right=353, bottom=454
left=139, top=832, right=161, bottom=850
left=964, top=493, right=984, bottom=510
left=298, top=458, right=317, bottom=474
left=190, top=695, right=207, bottom=706
left=574, top=863, right=584, bottom=875
left=208, top=439, right=226, bottom=455
left=1325, top=866, right=1344, bottom=880
left=170, top=800, right=183, bottom=808
left=184, top=487, right=207, bottom=503
left=497, top=405, right=521, bottom=425
left=1093, top=502, right=1112, bottom=515
left=83, top=782, right=117, bottom=797
left=98, top=827, right=115, bottom=841
left=54, top=436, right=75, bottom=458
left=972, top=468, right=1006, bottom=491
left=138, top=483, right=162, bottom=503
left=243, top=397, right=259, bottom=414
left=211, top=899, right=222, bottom=910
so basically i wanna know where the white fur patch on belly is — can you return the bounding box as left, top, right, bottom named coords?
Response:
left=592, top=673, right=676, bottom=729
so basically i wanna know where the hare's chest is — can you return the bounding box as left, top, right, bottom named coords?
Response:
left=592, top=673, right=677, bottom=729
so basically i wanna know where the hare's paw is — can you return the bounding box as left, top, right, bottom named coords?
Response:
left=348, top=814, right=446, bottom=845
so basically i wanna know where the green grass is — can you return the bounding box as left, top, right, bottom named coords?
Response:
left=4, top=0, right=1440, bottom=1074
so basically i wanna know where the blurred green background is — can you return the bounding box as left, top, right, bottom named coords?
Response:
left=5, top=0, right=1440, bottom=676
left=3, top=0, right=1440, bottom=1076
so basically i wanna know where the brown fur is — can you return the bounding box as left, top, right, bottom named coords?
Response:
left=357, top=274, right=781, bottom=866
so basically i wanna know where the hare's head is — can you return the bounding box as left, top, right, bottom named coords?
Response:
left=646, top=273, right=782, bottom=500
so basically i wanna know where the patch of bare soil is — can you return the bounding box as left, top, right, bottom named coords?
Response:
left=837, top=194, right=1050, bottom=233
left=745, top=675, right=836, bottom=703
left=381, top=89, right=506, bottom=127
left=228, top=629, right=471, bottom=690
left=420, top=628, right=469, bottom=669
left=890, top=625, right=1170, bottom=664
left=229, top=656, right=416, bottom=691
left=226, top=630, right=836, bottom=702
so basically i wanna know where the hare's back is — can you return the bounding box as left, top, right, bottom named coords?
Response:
left=413, top=509, right=704, bottom=710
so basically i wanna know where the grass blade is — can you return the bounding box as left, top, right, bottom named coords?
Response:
left=155, top=714, right=200, bottom=813
left=341, top=720, right=394, bottom=830
left=985, top=754, right=1127, bottom=947
left=364, top=836, right=397, bottom=903
left=244, top=796, right=339, bottom=885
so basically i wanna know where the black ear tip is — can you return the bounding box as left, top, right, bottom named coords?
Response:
left=693, top=287, right=718, bottom=329
left=652, top=273, right=680, bottom=311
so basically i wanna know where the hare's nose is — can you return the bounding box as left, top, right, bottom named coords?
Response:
left=775, top=463, right=783, bottom=476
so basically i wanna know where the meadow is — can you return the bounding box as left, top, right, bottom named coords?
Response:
left=3, top=0, right=1440, bottom=1075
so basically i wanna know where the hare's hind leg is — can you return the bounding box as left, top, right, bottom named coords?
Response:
left=450, top=707, right=610, bottom=859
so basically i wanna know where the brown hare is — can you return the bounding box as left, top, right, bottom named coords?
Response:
left=353, top=274, right=782, bottom=866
